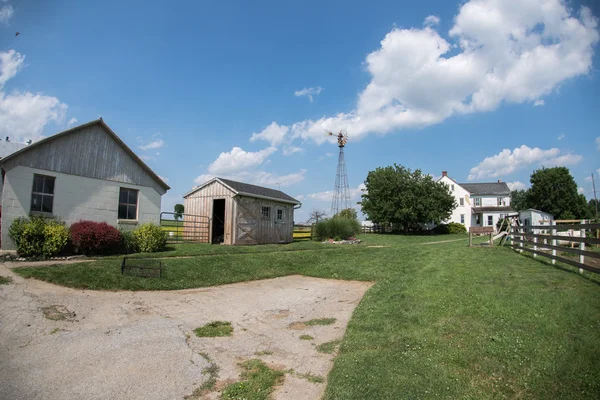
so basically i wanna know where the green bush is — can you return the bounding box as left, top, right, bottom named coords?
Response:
left=8, top=217, right=29, bottom=247
left=433, top=222, right=466, bottom=234
left=120, top=229, right=139, bottom=254
left=314, top=217, right=361, bottom=241
left=132, top=223, right=167, bottom=252
left=17, top=217, right=68, bottom=258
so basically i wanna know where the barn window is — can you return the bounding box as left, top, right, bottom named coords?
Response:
left=118, top=188, right=138, bottom=220
left=261, top=206, right=270, bottom=218
left=277, top=209, right=283, bottom=221
left=31, top=174, right=55, bottom=214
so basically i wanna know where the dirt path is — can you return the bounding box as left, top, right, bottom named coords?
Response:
left=419, top=238, right=467, bottom=245
left=0, top=264, right=371, bottom=400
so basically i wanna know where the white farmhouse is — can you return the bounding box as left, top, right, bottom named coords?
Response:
left=0, top=119, right=170, bottom=251
left=438, top=171, right=513, bottom=232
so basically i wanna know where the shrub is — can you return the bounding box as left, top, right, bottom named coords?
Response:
left=120, top=229, right=139, bottom=254
left=132, top=223, right=167, bottom=252
left=17, top=217, right=68, bottom=258
left=433, top=224, right=450, bottom=234
left=314, top=217, right=361, bottom=241
left=336, top=208, right=358, bottom=220
left=447, top=222, right=467, bottom=234
left=70, top=221, right=122, bottom=255
left=8, top=217, right=29, bottom=247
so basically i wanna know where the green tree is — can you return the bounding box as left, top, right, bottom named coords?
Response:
left=360, top=164, right=456, bottom=232
left=589, top=199, right=599, bottom=219
left=510, top=189, right=529, bottom=212
left=174, top=204, right=184, bottom=220
left=525, top=167, right=589, bottom=219
left=336, top=208, right=358, bottom=220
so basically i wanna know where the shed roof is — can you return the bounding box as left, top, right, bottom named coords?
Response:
left=458, top=182, right=511, bottom=195
left=0, top=119, right=170, bottom=191
left=185, top=177, right=300, bottom=205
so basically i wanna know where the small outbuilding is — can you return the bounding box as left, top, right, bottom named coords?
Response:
left=519, top=208, right=554, bottom=233
left=0, top=119, right=170, bottom=251
left=183, top=178, right=301, bottom=245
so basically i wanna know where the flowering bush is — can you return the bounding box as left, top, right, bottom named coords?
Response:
left=70, top=221, right=122, bottom=255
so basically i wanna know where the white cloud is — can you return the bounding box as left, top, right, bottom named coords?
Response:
left=0, top=4, right=14, bottom=25
left=140, top=155, right=155, bottom=162
left=305, top=183, right=366, bottom=202
left=282, top=146, right=303, bottom=156
left=507, top=181, right=527, bottom=191
left=596, top=136, right=600, bottom=150
left=262, top=1, right=599, bottom=145
left=578, top=187, right=585, bottom=194
left=533, top=99, right=545, bottom=107
left=139, top=138, right=164, bottom=150
left=158, top=175, right=169, bottom=183
left=557, top=133, right=565, bottom=140
left=250, top=122, right=289, bottom=146
left=67, top=117, right=78, bottom=127
left=193, top=145, right=306, bottom=189
left=0, top=50, right=68, bottom=140
left=424, top=15, right=440, bottom=27
left=294, top=86, right=323, bottom=102
left=468, top=145, right=582, bottom=180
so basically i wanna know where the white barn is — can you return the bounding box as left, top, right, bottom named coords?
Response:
left=0, top=119, right=170, bottom=251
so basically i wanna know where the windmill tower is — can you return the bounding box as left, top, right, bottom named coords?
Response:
left=327, top=130, right=350, bottom=216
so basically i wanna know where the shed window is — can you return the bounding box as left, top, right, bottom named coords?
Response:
left=118, top=188, right=138, bottom=220
left=261, top=206, right=270, bottom=218
left=277, top=209, right=283, bottom=221
left=31, top=174, right=55, bottom=213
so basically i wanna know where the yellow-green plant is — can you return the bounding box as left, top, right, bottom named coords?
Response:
left=132, top=223, right=167, bottom=252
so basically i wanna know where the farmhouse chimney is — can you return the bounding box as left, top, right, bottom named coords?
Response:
left=497, top=179, right=502, bottom=183
left=442, top=171, right=448, bottom=177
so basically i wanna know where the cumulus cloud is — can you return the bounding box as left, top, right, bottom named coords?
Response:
left=294, top=86, right=323, bottom=102
left=507, top=181, right=527, bottom=191
left=557, top=133, right=565, bottom=140
left=67, top=117, right=78, bottom=127
left=139, top=138, right=164, bottom=150
left=468, top=145, right=582, bottom=180
left=193, top=146, right=306, bottom=188
left=596, top=136, right=600, bottom=150
left=260, top=0, right=599, bottom=145
left=424, top=15, right=440, bottom=27
left=157, top=175, right=169, bottom=184
left=304, top=183, right=366, bottom=202
left=250, top=122, right=289, bottom=146
left=0, top=50, right=68, bottom=140
left=578, top=187, right=585, bottom=194
left=533, top=99, right=545, bottom=107
left=282, top=146, right=303, bottom=156
left=0, top=4, right=14, bottom=25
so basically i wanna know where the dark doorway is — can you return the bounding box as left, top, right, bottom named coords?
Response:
left=212, top=199, right=225, bottom=244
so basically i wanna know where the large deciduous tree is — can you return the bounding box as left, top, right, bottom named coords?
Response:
left=174, top=204, right=184, bottom=220
left=525, top=167, right=589, bottom=219
left=510, top=189, right=529, bottom=212
left=360, top=164, right=456, bottom=231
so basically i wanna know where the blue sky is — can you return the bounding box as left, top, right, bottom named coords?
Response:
left=1, top=0, right=599, bottom=222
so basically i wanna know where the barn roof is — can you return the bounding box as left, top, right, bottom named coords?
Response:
left=458, top=182, right=511, bottom=195
left=0, top=119, right=170, bottom=191
left=185, top=177, right=301, bottom=205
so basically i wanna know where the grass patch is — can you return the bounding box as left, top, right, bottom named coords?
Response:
left=221, top=359, right=284, bottom=400
left=297, top=372, right=325, bottom=384
left=299, top=334, right=314, bottom=340
left=305, top=318, right=336, bottom=326
left=193, top=321, right=233, bottom=337
left=13, top=234, right=600, bottom=398
left=316, top=340, right=341, bottom=354
left=0, top=275, right=12, bottom=285
left=41, top=305, right=76, bottom=321
left=254, top=350, right=274, bottom=356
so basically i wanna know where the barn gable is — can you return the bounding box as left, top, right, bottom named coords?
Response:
left=0, top=119, right=169, bottom=195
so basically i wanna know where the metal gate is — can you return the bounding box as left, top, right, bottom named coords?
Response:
left=160, top=212, right=210, bottom=243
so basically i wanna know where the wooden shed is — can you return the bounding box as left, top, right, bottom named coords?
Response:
left=183, top=177, right=301, bottom=245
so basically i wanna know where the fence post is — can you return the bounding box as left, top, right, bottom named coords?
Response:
left=519, top=225, right=524, bottom=253
left=533, top=234, right=537, bottom=258
left=579, top=220, right=585, bottom=274
left=551, top=221, right=556, bottom=265
left=310, top=224, right=314, bottom=241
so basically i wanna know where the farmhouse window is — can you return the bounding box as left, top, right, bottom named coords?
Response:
left=474, top=197, right=481, bottom=207
left=460, top=214, right=465, bottom=224
left=488, top=215, right=493, bottom=226
left=261, top=206, right=271, bottom=218
left=31, top=174, right=55, bottom=213
left=459, top=198, right=464, bottom=206
left=451, top=184, right=454, bottom=191
left=277, top=209, right=283, bottom=221
left=118, top=188, right=138, bottom=220
left=497, top=197, right=505, bottom=206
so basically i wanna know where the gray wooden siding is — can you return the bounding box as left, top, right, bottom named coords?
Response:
left=183, top=180, right=235, bottom=245
left=1, top=124, right=166, bottom=195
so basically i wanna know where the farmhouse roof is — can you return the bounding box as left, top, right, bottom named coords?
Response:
left=185, top=177, right=301, bottom=205
left=0, top=119, right=170, bottom=191
left=458, top=182, right=511, bottom=195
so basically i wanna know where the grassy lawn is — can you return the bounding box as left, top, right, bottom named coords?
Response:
left=13, top=234, right=600, bottom=399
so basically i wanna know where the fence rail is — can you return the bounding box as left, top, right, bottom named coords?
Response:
left=293, top=224, right=313, bottom=241
left=160, top=212, right=210, bottom=243
left=509, top=221, right=600, bottom=275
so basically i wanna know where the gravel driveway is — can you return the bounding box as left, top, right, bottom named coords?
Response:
left=0, top=263, right=371, bottom=400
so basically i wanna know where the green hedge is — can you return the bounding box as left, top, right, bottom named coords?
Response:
left=434, top=222, right=467, bottom=234
left=314, top=217, right=361, bottom=241
left=10, top=217, right=69, bottom=258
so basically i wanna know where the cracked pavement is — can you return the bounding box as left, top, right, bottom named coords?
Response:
left=0, top=263, right=371, bottom=400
